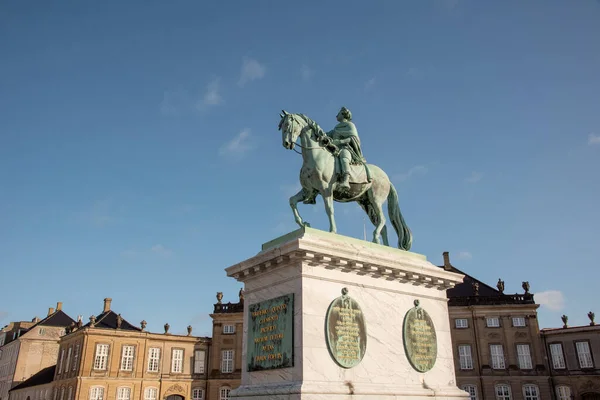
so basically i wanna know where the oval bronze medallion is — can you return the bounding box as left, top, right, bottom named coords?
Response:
left=325, top=288, right=367, bottom=368
left=403, top=300, right=437, bottom=372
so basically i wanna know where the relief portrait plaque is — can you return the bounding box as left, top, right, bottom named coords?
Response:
left=247, top=293, right=294, bottom=372
left=403, top=299, right=437, bottom=372
left=325, top=288, right=367, bottom=368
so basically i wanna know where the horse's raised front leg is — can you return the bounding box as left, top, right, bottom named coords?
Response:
left=290, top=188, right=313, bottom=228
left=322, top=190, right=337, bottom=233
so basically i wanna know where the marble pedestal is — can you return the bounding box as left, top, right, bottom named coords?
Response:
left=226, top=227, right=468, bottom=400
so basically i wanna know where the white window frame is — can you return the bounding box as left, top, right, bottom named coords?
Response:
left=194, top=350, right=205, bottom=374
left=512, top=317, right=526, bottom=327
left=117, top=387, right=131, bottom=400
left=65, top=347, right=72, bottom=372
left=93, top=344, right=109, bottom=370
left=462, top=385, right=477, bottom=400
left=120, top=345, right=135, bottom=371
left=89, top=387, right=104, bottom=400
left=576, top=341, right=594, bottom=368
left=192, top=389, right=204, bottom=400
left=556, top=385, right=571, bottom=400
left=219, top=387, right=230, bottom=400
left=223, top=324, right=235, bottom=334
left=549, top=343, right=566, bottom=369
left=495, top=384, right=511, bottom=400
left=58, top=349, right=65, bottom=374
left=144, top=388, right=157, bottom=400
left=148, top=348, right=160, bottom=372
left=72, top=344, right=80, bottom=372
left=490, top=344, right=505, bottom=369
left=221, top=350, right=234, bottom=373
left=455, top=319, right=469, bottom=329
left=523, top=384, right=539, bottom=400
left=458, top=345, right=473, bottom=370
left=171, top=349, right=184, bottom=373
left=516, top=344, right=533, bottom=369
left=486, top=317, right=500, bottom=327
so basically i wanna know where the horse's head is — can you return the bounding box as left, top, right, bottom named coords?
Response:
left=278, top=110, right=303, bottom=150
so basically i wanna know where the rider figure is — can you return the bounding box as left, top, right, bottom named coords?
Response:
left=325, top=107, right=366, bottom=190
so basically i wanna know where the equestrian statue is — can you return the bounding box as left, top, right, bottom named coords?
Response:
left=278, top=107, right=413, bottom=251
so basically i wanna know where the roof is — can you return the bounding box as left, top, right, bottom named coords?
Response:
left=541, top=324, right=600, bottom=334
left=34, top=310, right=76, bottom=328
left=440, top=260, right=536, bottom=307
left=10, top=365, right=56, bottom=391
left=84, top=310, right=141, bottom=331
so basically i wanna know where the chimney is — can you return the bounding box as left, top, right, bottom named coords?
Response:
left=56, top=302, right=63, bottom=311
left=48, top=307, right=55, bottom=316
left=442, top=251, right=451, bottom=271
left=103, top=298, right=112, bottom=313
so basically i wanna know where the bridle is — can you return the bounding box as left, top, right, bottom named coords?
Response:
left=282, top=114, right=330, bottom=155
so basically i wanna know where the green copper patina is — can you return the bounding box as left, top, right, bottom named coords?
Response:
left=402, top=300, right=437, bottom=373
left=278, top=108, right=412, bottom=250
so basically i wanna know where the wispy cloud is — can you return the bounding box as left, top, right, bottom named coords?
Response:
left=588, top=133, right=600, bottom=145
left=465, top=171, right=483, bottom=183
left=238, top=57, right=266, bottom=87
left=365, top=77, right=376, bottom=90
left=219, top=129, right=254, bottom=158
left=395, top=165, right=428, bottom=182
left=300, top=64, right=313, bottom=81
left=536, top=290, right=566, bottom=311
left=456, top=251, right=472, bottom=260
left=201, top=77, right=222, bottom=107
left=151, top=244, right=172, bottom=256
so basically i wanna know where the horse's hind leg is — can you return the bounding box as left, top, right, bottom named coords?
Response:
left=358, top=193, right=385, bottom=244
left=381, top=225, right=389, bottom=246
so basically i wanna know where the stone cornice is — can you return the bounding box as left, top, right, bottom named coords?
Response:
left=225, top=228, right=463, bottom=291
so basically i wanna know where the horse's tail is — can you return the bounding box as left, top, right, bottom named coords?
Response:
left=387, top=183, right=413, bottom=251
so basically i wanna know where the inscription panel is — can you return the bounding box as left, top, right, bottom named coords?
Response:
left=403, top=300, right=437, bottom=372
left=325, top=288, right=367, bottom=368
left=247, top=293, right=294, bottom=371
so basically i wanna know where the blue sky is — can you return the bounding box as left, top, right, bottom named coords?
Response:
left=1, top=0, right=599, bottom=335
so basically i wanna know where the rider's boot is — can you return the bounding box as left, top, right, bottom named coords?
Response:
left=339, top=156, right=351, bottom=190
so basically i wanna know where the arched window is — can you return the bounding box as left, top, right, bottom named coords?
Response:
left=556, top=386, right=572, bottom=400
left=192, top=389, right=203, bottom=400
left=116, top=388, right=131, bottom=400
left=219, top=387, right=230, bottom=400
left=495, top=384, right=511, bottom=400
left=523, top=384, right=540, bottom=400
left=89, top=387, right=104, bottom=400
left=462, top=385, right=478, bottom=400
left=143, top=388, right=157, bottom=400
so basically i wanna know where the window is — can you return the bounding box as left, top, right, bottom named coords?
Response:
left=58, top=349, right=65, bottom=374
left=148, top=348, right=160, bottom=372
left=455, top=319, right=469, bottom=329
left=120, top=346, right=134, bottom=371
left=65, top=347, right=72, bottom=372
left=72, top=344, right=80, bottom=372
left=39, top=328, right=46, bottom=335
left=223, top=324, right=235, bottom=334
left=523, top=385, right=539, bottom=400
left=221, top=350, right=234, bottom=373
left=517, top=344, right=533, bottom=369
left=549, top=343, right=566, bottom=369
left=90, top=387, right=104, bottom=400
left=192, top=389, right=203, bottom=400
left=194, top=350, right=205, bottom=374
left=93, top=344, right=109, bottom=370
left=576, top=341, right=594, bottom=368
left=117, top=388, right=130, bottom=400
left=462, top=385, right=477, bottom=400
left=512, top=317, right=526, bottom=327
left=490, top=344, right=505, bottom=369
left=60, top=388, right=65, bottom=400
left=171, top=349, right=183, bottom=373
left=144, top=388, right=157, bottom=400
left=219, top=388, right=230, bottom=400
left=495, top=384, right=511, bottom=400
left=556, top=386, right=571, bottom=400
left=487, top=317, right=500, bottom=327
left=67, top=388, right=73, bottom=400
left=458, top=345, right=473, bottom=370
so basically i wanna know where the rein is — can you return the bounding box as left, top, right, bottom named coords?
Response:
left=289, top=115, right=337, bottom=156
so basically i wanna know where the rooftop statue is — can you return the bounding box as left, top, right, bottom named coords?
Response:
left=278, top=108, right=412, bottom=250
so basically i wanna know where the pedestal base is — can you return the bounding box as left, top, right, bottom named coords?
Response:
left=225, top=227, right=468, bottom=400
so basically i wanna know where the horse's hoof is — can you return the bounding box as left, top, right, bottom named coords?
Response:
left=303, top=222, right=311, bottom=228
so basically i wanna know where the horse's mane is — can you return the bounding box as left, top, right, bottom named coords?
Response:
left=297, top=113, right=324, bottom=135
